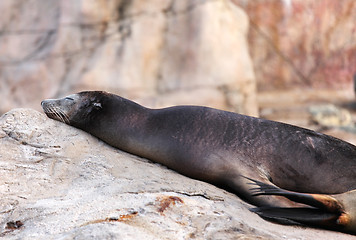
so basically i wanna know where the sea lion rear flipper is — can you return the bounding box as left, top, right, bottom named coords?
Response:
left=245, top=176, right=342, bottom=212
left=252, top=207, right=339, bottom=227
left=245, top=176, right=353, bottom=231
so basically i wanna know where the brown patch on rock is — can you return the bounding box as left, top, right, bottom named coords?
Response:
left=157, top=196, right=184, bottom=214
left=84, top=211, right=138, bottom=226
left=6, top=220, right=24, bottom=230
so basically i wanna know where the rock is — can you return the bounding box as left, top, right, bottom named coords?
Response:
left=309, top=104, right=353, bottom=127
left=1, top=109, right=354, bottom=239
left=309, top=104, right=356, bottom=141
left=233, top=0, right=356, bottom=90
left=0, top=0, right=257, bottom=117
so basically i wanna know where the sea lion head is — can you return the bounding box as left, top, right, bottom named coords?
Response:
left=41, top=91, right=108, bottom=128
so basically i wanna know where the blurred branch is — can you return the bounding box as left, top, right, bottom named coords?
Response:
left=248, top=19, right=311, bottom=86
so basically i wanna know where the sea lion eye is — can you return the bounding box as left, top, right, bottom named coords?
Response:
left=93, top=102, right=102, bottom=109
left=65, top=97, right=74, bottom=101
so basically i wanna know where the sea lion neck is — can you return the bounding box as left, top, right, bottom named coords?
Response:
left=85, top=95, right=150, bottom=152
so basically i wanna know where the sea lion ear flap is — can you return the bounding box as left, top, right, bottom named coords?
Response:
left=93, top=102, right=102, bottom=110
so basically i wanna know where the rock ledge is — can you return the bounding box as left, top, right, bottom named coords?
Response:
left=0, top=109, right=353, bottom=239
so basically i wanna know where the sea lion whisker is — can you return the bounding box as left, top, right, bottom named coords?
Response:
left=44, top=105, right=67, bottom=124
left=57, top=108, right=70, bottom=124
left=43, top=106, right=54, bottom=114
left=51, top=106, right=65, bottom=123
left=56, top=112, right=66, bottom=123
left=58, top=112, right=67, bottom=123
left=46, top=106, right=55, bottom=116
left=54, top=107, right=66, bottom=123
left=49, top=106, right=60, bottom=118
left=47, top=105, right=56, bottom=114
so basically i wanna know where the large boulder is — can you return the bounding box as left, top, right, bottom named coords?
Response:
left=0, top=0, right=257, bottom=117
left=0, top=109, right=354, bottom=239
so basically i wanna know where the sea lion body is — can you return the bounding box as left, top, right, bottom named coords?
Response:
left=41, top=91, right=356, bottom=234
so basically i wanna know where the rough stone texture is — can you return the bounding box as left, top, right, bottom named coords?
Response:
left=233, top=0, right=356, bottom=90
left=1, top=109, right=355, bottom=239
left=0, top=0, right=258, bottom=117
left=309, top=104, right=353, bottom=128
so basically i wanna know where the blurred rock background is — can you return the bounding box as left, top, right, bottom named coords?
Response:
left=0, top=0, right=257, bottom=116
left=235, top=0, right=356, bottom=90
left=0, top=0, right=356, bottom=133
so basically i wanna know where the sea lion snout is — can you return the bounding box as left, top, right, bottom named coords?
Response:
left=40, top=99, right=55, bottom=107
left=41, top=97, right=74, bottom=124
left=41, top=92, right=104, bottom=126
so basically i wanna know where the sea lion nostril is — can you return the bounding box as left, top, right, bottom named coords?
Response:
left=41, top=100, right=50, bottom=107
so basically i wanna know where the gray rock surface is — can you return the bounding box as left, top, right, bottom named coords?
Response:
left=0, top=108, right=354, bottom=239
left=0, top=0, right=257, bottom=117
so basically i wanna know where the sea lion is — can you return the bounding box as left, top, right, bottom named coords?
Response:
left=41, top=91, right=356, bottom=234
